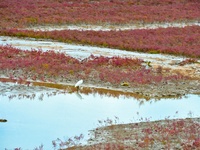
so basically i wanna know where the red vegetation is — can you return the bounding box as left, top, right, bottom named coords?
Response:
left=193, top=138, right=200, bottom=147
left=0, top=0, right=200, bottom=28
left=179, top=58, right=198, bottom=66
left=53, top=118, right=200, bottom=149
left=2, top=25, right=200, bottom=58
left=0, top=45, right=184, bottom=86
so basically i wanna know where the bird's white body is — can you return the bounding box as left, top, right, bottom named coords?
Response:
left=75, top=80, right=83, bottom=87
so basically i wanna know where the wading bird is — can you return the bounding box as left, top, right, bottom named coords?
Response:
left=75, top=79, right=83, bottom=90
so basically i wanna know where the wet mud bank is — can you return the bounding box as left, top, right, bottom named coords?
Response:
left=73, top=118, right=200, bottom=150
left=0, top=76, right=200, bottom=100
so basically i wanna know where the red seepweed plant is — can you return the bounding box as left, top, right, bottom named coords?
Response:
left=1, top=25, right=200, bottom=58
left=0, top=45, right=186, bottom=87
left=52, top=115, right=200, bottom=150
left=0, top=0, right=200, bottom=28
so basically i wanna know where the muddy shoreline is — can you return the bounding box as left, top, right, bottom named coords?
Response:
left=0, top=75, right=200, bottom=100
left=70, top=118, right=200, bottom=150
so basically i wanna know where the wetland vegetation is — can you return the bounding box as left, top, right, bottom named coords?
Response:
left=0, top=0, right=200, bottom=149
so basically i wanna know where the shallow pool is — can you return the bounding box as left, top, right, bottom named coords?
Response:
left=0, top=82, right=200, bottom=149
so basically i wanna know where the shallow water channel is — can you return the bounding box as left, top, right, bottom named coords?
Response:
left=1, top=35, right=194, bottom=84
left=0, top=36, right=186, bottom=65
left=0, top=82, right=200, bottom=149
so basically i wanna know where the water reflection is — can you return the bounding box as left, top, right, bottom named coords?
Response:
left=0, top=82, right=200, bottom=149
left=75, top=91, right=83, bottom=100
left=0, top=77, right=150, bottom=100
left=1, top=77, right=185, bottom=101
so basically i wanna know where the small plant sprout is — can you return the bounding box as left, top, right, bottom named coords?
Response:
left=121, top=81, right=129, bottom=86
left=145, top=61, right=152, bottom=69
left=75, top=79, right=83, bottom=90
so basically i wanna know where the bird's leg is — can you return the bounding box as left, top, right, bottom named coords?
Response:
left=76, top=86, right=79, bottom=91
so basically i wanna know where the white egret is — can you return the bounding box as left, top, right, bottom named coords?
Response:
left=75, top=79, right=83, bottom=90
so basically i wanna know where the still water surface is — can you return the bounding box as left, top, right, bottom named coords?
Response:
left=0, top=82, right=200, bottom=149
